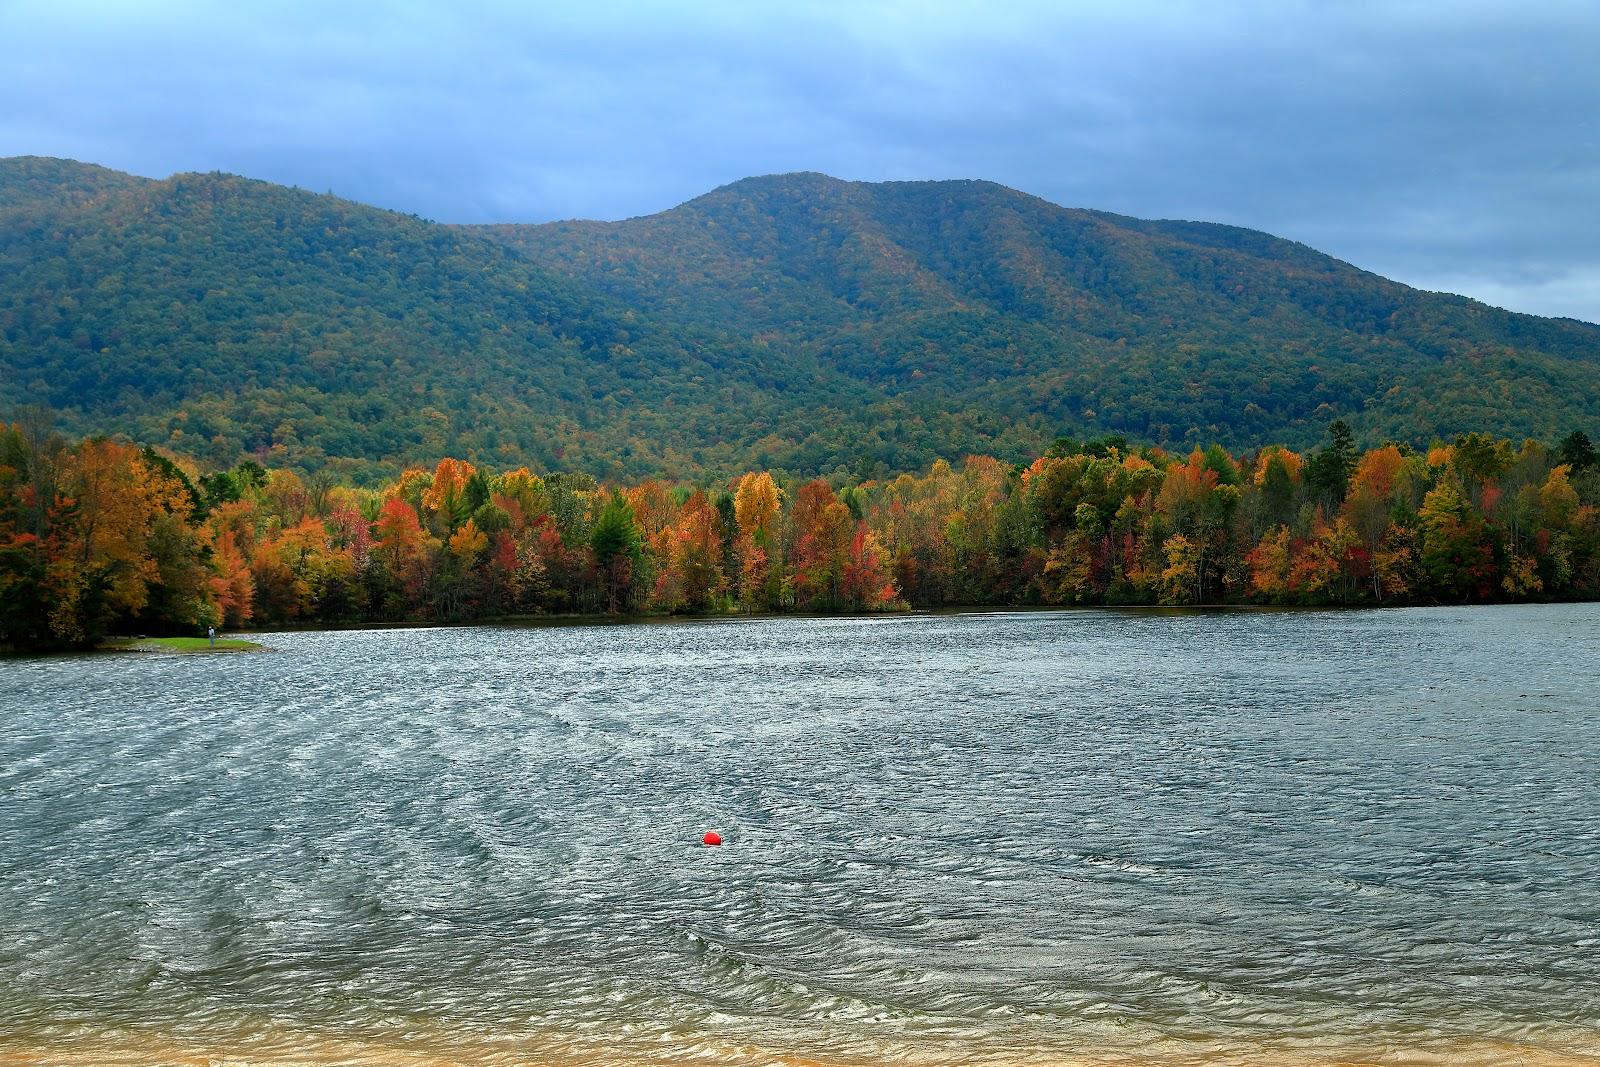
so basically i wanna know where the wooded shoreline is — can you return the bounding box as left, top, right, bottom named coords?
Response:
left=4, top=418, right=1598, bottom=652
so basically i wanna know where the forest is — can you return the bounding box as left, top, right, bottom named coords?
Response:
left=7, top=158, right=1600, bottom=483
left=4, top=417, right=1597, bottom=650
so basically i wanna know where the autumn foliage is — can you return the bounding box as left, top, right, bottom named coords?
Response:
left=2, top=419, right=1598, bottom=649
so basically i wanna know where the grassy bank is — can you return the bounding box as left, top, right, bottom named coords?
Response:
left=103, top=636, right=264, bottom=653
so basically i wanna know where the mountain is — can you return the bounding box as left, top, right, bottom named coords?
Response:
left=3, top=158, right=1598, bottom=480
left=0, top=158, right=879, bottom=481
left=479, top=173, right=1600, bottom=454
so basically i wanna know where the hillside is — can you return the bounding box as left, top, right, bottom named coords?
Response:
left=4, top=158, right=1598, bottom=479
left=482, top=173, right=1600, bottom=454
left=0, top=159, right=879, bottom=481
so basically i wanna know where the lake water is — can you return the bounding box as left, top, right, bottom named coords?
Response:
left=1, top=606, right=1598, bottom=1066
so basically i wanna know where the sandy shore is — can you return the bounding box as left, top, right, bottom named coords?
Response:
left=5, top=1032, right=1600, bottom=1067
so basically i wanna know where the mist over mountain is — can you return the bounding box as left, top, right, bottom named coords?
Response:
left=4, top=157, right=1597, bottom=479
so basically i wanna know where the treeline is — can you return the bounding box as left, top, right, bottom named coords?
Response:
left=3, top=419, right=1598, bottom=650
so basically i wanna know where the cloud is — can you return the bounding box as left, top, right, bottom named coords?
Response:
left=1, top=0, right=1597, bottom=322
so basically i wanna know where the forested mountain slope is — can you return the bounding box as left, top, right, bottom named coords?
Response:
left=0, top=159, right=877, bottom=480
left=482, top=172, right=1600, bottom=456
left=4, top=158, right=1597, bottom=480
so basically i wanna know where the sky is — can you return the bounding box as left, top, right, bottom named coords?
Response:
left=3, top=0, right=1598, bottom=323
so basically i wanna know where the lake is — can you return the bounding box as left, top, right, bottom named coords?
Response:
left=1, top=606, right=1597, bottom=1065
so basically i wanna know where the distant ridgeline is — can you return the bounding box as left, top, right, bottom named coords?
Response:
left=4, top=156, right=1600, bottom=482
left=3, top=419, right=1598, bottom=649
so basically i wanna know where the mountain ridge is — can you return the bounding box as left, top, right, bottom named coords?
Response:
left=3, top=156, right=1597, bottom=480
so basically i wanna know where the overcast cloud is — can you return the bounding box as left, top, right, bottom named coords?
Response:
left=2, top=0, right=1597, bottom=322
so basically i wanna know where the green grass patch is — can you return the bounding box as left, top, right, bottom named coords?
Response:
left=108, top=636, right=264, bottom=653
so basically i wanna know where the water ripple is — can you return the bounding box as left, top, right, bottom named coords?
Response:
left=1, top=605, right=1599, bottom=1064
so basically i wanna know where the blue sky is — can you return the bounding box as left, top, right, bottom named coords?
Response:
left=3, top=0, right=1597, bottom=322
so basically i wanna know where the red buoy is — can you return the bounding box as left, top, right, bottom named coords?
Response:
left=703, top=831, right=722, bottom=847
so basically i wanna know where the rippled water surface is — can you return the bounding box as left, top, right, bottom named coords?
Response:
left=2, top=606, right=1599, bottom=1065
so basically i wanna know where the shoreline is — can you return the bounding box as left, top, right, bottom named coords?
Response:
left=5, top=1033, right=1600, bottom=1067
left=4, top=598, right=1591, bottom=657
left=205, top=597, right=1600, bottom=638
left=100, top=636, right=266, bottom=654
